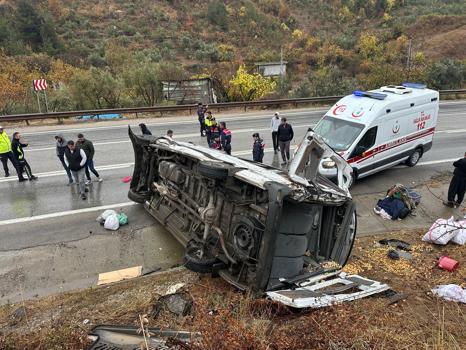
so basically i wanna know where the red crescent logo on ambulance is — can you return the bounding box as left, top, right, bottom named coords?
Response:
left=392, top=121, right=400, bottom=134
left=351, top=107, right=364, bottom=118
left=332, top=104, right=347, bottom=115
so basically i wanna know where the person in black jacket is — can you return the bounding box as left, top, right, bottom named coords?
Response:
left=139, top=123, right=152, bottom=136
left=444, top=152, right=466, bottom=207
left=252, top=133, right=265, bottom=163
left=55, top=134, right=73, bottom=185
left=64, top=140, right=88, bottom=200
left=277, top=117, right=294, bottom=165
left=11, top=132, right=37, bottom=181
left=77, top=133, right=102, bottom=184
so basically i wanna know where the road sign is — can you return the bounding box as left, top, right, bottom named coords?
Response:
left=33, top=79, right=47, bottom=91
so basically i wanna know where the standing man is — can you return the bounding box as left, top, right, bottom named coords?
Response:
left=64, top=141, right=88, bottom=200
left=270, top=112, right=281, bottom=154
left=55, top=134, right=74, bottom=185
left=204, top=111, right=214, bottom=146
left=77, top=133, right=102, bottom=184
left=219, top=121, right=232, bottom=155
left=197, top=102, right=206, bottom=137
left=11, top=132, right=37, bottom=181
left=209, top=119, right=221, bottom=149
left=277, top=117, right=294, bottom=166
left=252, top=133, right=265, bottom=163
left=0, top=126, right=25, bottom=181
left=444, top=152, right=466, bottom=208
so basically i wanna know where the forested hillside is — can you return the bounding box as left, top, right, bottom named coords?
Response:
left=0, top=0, right=465, bottom=114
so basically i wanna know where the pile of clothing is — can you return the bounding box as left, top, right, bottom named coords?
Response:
left=374, top=184, right=421, bottom=220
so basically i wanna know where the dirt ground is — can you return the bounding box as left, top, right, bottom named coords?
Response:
left=0, top=229, right=465, bottom=350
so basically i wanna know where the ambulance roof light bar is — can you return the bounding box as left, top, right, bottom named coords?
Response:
left=353, top=90, right=387, bottom=100
left=402, top=82, right=426, bottom=89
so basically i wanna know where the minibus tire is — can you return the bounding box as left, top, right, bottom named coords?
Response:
left=406, top=148, right=422, bottom=167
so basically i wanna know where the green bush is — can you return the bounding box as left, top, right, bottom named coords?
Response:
left=207, top=0, right=229, bottom=31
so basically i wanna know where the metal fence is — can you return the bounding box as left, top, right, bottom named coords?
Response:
left=1, top=89, right=465, bottom=123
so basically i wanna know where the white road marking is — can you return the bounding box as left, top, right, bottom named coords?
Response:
left=20, top=109, right=328, bottom=136
left=25, top=124, right=313, bottom=152
left=0, top=202, right=137, bottom=226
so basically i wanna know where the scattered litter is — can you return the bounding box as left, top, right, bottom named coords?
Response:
left=431, top=284, right=466, bottom=303
left=438, top=256, right=459, bottom=272
left=387, top=249, right=412, bottom=261
left=151, top=292, right=193, bottom=318
left=86, top=325, right=197, bottom=350
left=121, top=176, right=132, bottom=183
left=104, top=214, right=119, bottom=231
left=422, top=217, right=466, bottom=245
left=379, top=238, right=411, bottom=251
left=117, top=213, right=128, bottom=226
left=96, top=209, right=117, bottom=224
left=97, top=266, right=142, bottom=285
left=165, top=283, right=185, bottom=295
left=387, top=250, right=400, bottom=260
left=83, top=319, right=90, bottom=325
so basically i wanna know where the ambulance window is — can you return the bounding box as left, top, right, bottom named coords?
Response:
left=350, top=126, right=378, bottom=157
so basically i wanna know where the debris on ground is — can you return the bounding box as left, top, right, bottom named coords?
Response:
left=97, top=266, right=143, bottom=285
left=96, top=209, right=128, bottom=230
left=431, top=284, right=466, bottom=303
left=86, top=325, right=196, bottom=350
left=151, top=292, right=194, bottom=318
left=438, top=256, right=459, bottom=272
left=121, top=176, right=132, bottom=183
left=379, top=238, right=411, bottom=251
left=422, top=216, right=466, bottom=245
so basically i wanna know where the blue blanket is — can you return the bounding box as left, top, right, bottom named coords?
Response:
left=377, top=197, right=407, bottom=220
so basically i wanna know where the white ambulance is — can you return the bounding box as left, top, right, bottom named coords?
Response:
left=313, top=83, right=439, bottom=185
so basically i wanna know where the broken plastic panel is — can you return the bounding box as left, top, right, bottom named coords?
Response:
left=266, top=272, right=390, bottom=308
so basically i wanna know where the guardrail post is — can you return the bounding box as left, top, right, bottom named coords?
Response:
left=135, top=112, right=139, bottom=119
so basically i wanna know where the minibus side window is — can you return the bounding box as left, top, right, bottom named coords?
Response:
left=350, top=126, right=378, bottom=158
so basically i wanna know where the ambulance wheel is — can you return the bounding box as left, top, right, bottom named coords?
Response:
left=406, top=148, right=422, bottom=167
left=198, top=161, right=230, bottom=180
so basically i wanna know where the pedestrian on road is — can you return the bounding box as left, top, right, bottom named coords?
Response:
left=12, top=132, right=37, bottom=181
left=139, top=123, right=152, bottom=136
left=443, top=152, right=466, bottom=208
left=210, top=119, right=221, bottom=149
left=277, top=117, right=294, bottom=165
left=204, top=111, right=214, bottom=146
left=270, top=112, right=281, bottom=154
left=166, top=129, right=174, bottom=140
left=219, top=121, right=232, bottom=155
left=252, top=133, right=265, bottom=163
left=0, top=126, right=25, bottom=181
left=197, top=102, right=206, bottom=137
left=55, top=134, right=74, bottom=185
left=64, top=140, right=88, bottom=200
left=77, top=133, right=102, bottom=184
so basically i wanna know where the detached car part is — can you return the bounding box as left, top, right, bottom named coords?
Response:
left=128, top=128, right=387, bottom=307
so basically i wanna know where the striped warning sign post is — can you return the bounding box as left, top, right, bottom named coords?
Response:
left=32, top=79, right=49, bottom=113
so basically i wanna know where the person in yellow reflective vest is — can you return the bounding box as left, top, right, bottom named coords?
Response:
left=12, top=132, right=37, bottom=181
left=204, top=111, right=214, bottom=146
left=0, top=126, right=25, bottom=181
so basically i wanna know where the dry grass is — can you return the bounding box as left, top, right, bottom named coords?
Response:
left=0, top=230, right=465, bottom=349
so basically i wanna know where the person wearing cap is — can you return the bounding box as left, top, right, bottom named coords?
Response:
left=0, top=126, right=25, bottom=181
left=11, top=132, right=37, bottom=181
left=219, top=121, right=232, bottom=155
left=252, top=133, right=265, bottom=163
left=271, top=112, right=281, bottom=154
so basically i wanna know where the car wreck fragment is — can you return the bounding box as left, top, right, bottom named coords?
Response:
left=128, top=127, right=389, bottom=307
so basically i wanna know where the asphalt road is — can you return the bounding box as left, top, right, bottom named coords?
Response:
left=0, top=101, right=465, bottom=303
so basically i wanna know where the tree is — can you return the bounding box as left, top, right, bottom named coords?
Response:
left=426, top=59, right=465, bottom=90
left=124, top=62, right=162, bottom=106
left=228, top=65, right=276, bottom=101
left=207, top=0, right=229, bottom=31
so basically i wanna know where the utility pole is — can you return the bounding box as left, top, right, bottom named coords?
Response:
left=406, top=39, right=412, bottom=70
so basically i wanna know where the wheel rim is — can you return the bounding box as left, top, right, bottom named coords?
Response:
left=411, top=151, right=420, bottom=164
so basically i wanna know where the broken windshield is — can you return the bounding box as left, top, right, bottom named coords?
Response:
left=314, top=116, right=365, bottom=151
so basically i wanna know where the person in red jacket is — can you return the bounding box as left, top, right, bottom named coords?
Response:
left=219, top=121, right=232, bottom=155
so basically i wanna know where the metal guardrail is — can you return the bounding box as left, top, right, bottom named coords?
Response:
left=1, top=90, right=465, bottom=123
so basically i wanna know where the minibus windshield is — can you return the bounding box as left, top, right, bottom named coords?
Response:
left=313, top=116, right=365, bottom=151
